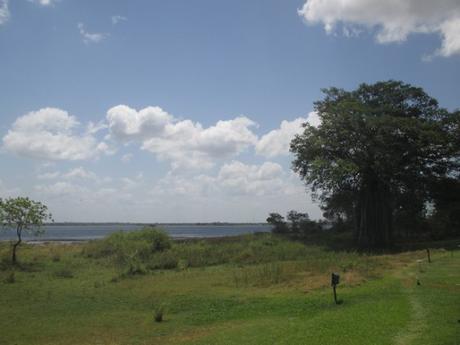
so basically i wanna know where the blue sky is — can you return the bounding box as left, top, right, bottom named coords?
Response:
left=0, top=0, right=459, bottom=222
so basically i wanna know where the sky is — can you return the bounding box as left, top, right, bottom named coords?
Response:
left=0, top=0, right=459, bottom=222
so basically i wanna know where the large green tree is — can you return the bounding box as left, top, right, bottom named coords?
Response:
left=428, top=177, right=460, bottom=238
left=0, top=197, right=53, bottom=264
left=290, top=81, right=459, bottom=248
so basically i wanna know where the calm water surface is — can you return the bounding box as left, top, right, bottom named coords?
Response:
left=0, top=224, right=272, bottom=241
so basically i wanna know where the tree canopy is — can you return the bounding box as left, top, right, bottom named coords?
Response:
left=0, top=197, right=53, bottom=264
left=266, top=211, right=321, bottom=237
left=290, top=80, right=459, bottom=248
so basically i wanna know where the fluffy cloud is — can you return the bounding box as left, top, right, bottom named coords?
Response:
left=29, top=0, right=58, bottom=6
left=217, top=161, right=288, bottom=196
left=298, top=0, right=460, bottom=57
left=142, top=117, right=258, bottom=169
left=0, top=0, right=9, bottom=25
left=154, top=161, right=303, bottom=198
left=438, top=17, right=460, bottom=57
left=30, top=161, right=316, bottom=222
left=107, top=105, right=173, bottom=141
left=77, top=23, right=108, bottom=44
left=86, top=121, right=108, bottom=135
left=256, top=112, right=319, bottom=157
left=107, top=105, right=258, bottom=169
left=35, top=172, right=140, bottom=205
left=2, top=108, right=110, bottom=161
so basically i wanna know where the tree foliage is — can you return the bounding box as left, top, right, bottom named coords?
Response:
left=286, top=210, right=309, bottom=233
left=290, top=81, right=459, bottom=248
left=267, top=211, right=321, bottom=236
left=0, top=197, right=53, bottom=264
left=428, top=177, right=460, bottom=238
left=266, top=212, right=289, bottom=234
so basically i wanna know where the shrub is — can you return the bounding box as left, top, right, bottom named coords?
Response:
left=135, top=228, right=171, bottom=252
left=83, top=227, right=172, bottom=276
left=149, top=251, right=178, bottom=270
left=83, top=227, right=172, bottom=260
left=124, top=261, right=147, bottom=276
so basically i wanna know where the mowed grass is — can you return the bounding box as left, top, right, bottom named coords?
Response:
left=0, top=233, right=458, bottom=345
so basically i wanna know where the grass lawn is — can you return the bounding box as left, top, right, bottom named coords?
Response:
left=0, top=234, right=459, bottom=345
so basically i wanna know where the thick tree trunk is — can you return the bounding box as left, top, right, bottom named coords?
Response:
left=357, top=174, right=393, bottom=248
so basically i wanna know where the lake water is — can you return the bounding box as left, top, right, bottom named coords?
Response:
left=0, top=224, right=273, bottom=242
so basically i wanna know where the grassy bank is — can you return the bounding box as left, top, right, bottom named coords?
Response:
left=0, top=231, right=459, bottom=345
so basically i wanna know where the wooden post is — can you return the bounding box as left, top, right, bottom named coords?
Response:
left=331, top=273, right=340, bottom=305
left=426, top=248, right=431, bottom=263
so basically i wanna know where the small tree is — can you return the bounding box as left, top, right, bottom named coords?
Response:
left=286, top=210, right=309, bottom=233
left=0, top=197, right=53, bottom=264
left=266, top=213, right=289, bottom=234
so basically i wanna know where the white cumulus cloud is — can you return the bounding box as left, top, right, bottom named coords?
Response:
left=0, top=0, right=9, bottom=25
left=154, top=161, right=303, bottom=198
left=107, top=105, right=173, bottom=141
left=256, top=112, right=319, bottom=157
left=106, top=105, right=258, bottom=169
left=298, top=0, right=460, bottom=57
left=217, top=161, right=288, bottom=196
left=2, top=108, right=110, bottom=161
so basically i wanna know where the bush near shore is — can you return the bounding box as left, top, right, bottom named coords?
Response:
left=81, top=227, right=382, bottom=281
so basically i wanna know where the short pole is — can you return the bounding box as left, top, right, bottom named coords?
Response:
left=426, top=248, right=431, bottom=263
left=331, top=273, right=340, bottom=305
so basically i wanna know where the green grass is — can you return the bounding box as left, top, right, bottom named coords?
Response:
left=0, top=233, right=458, bottom=345
left=396, top=253, right=460, bottom=345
